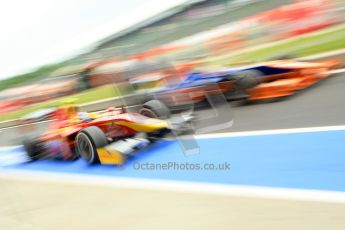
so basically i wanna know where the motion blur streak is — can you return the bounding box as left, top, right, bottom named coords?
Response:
left=1, top=0, right=345, bottom=229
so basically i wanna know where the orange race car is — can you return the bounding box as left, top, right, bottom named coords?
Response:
left=152, top=59, right=341, bottom=107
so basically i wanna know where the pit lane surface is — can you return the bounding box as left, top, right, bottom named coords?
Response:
left=2, top=128, right=345, bottom=192
left=1, top=73, right=345, bottom=230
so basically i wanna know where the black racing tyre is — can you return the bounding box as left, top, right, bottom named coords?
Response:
left=23, top=138, right=41, bottom=161
left=140, top=99, right=171, bottom=119
left=75, top=126, right=108, bottom=164
left=232, top=70, right=263, bottom=89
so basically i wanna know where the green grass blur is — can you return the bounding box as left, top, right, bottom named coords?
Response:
left=207, top=24, right=345, bottom=66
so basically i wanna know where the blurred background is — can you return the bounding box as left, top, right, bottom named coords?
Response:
left=0, top=0, right=344, bottom=122
left=1, top=1, right=345, bottom=230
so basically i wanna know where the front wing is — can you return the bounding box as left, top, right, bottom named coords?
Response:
left=97, top=136, right=150, bottom=165
left=96, top=114, right=194, bottom=165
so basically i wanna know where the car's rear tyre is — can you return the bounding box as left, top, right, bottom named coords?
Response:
left=232, top=70, right=263, bottom=89
left=76, top=126, right=108, bottom=164
left=23, top=137, right=41, bottom=161
left=140, top=100, right=171, bottom=119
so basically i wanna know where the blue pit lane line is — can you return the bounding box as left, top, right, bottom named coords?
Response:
left=1, top=130, right=345, bottom=192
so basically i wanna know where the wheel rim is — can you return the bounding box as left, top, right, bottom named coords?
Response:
left=76, top=133, right=94, bottom=162
left=140, top=108, right=157, bottom=118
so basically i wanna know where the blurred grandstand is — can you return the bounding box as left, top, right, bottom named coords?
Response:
left=91, top=0, right=290, bottom=57
left=52, top=1, right=293, bottom=84
left=58, top=0, right=345, bottom=88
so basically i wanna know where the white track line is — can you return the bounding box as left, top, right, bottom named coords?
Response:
left=193, top=125, right=345, bottom=139
left=1, top=168, right=345, bottom=204
left=0, top=146, right=22, bottom=151
left=0, top=120, right=52, bottom=131
left=1, top=125, right=345, bottom=147
left=327, top=68, right=345, bottom=75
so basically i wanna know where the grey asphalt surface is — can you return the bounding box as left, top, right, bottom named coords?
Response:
left=195, top=72, right=345, bottom=132
left=1, top=73, right=345, bottom=146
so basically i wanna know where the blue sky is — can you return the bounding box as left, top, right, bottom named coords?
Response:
left=0, top=0, right=188, bottom=79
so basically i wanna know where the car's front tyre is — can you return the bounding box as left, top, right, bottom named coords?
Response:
left=75, top=126, right=108, bottom=164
